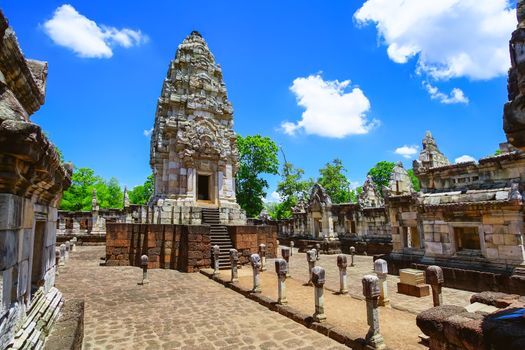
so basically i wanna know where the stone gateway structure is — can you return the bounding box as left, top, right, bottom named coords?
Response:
left=149, top=31, right=245, bottom=225
left=0, top=10, right=72, bottom=348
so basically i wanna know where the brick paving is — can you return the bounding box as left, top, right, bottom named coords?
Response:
left=55, top=246, right=347, bottom=350
left=268, top=247, right=474, bottom=314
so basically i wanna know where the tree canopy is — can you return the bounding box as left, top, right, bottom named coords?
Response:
left=236, top=135, right=279, bottom=218
left=367, top=161, right=395, bottom=196
left=270, top=162, right=313, bottom=219
left=129, top=174, right=154, bottom=205
left=60, top=167, right=123, bottom=211
left=317, top=159, right=356, bottom=204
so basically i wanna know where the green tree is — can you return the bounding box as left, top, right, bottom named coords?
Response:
left=317, top=159, right=355, bottom=204
left=60, top=167, right=124, bottom=211
left=407, top=169, right=421, bottom=192
left=236, top=135, right=279, bottom=218
left=367, top=161, right=395, bottom=196
left=273, top=162, right=313, bottom=219
left=129, top=175, right=155, bottom=205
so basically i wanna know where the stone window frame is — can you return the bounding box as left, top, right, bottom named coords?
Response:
left=401, top=225, right=424, bottom=252
left=448, top=222, right=485, bottom=257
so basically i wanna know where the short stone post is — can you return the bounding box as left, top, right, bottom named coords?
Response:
left=362, top=275, right=386, bottom=349
left=259, top=244, right=267, bottom=271
left=306, top=249, right=316, bottom=286
left=350, top=246, right=356, bottom=267
left=323, top=237, right=329, bottom=254
left=212, top=245, right=221, bottom=276
left=65, top=241, right=70, bottom=260
left=281, top=247, right=291, bottom=277
left=312, top=266, right=326, bottom=323
left=426, top=265, right=444, bottom=307
left=59, top=244, right=66, bottom=266
left=55, top=249, right=60, bottom=274
left=290, top=241, right=294, bottom=256
left=315, top=243, right=321, bottom=260
left=71, top=237, right=77, bottom=252
left=141, top=255, right=149, bottom=285
left=250, top=253, right=262, bottom=293
left=229, top=248, right=239, bottom=282
left=337, top=254, right=348, bottom=294
left=374, top=259, right=389, bottom=306
left=275, top=258, right=288, bottom=304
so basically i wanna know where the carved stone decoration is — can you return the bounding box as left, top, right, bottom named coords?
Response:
left=148, top=31, right=245, bottom=224
left=413, top=131, right=450, bottom=172
left=504, top=1, right=525, bottom=150
left=359, top=175, right=384, bottom=208
left=384, top=162, right=414, bottom=197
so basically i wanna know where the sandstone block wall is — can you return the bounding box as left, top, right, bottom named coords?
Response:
left=227, top=226, right=277, bottom=265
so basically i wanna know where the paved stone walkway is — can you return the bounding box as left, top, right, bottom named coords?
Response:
left=268, top=247, right=473, bottom=314
left=55, top=246, right=347, bottom=349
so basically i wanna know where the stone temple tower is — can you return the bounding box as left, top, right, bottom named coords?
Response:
left=149, top=31, right=245, bottom=224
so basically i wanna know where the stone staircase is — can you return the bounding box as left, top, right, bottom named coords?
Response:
left=202, top=208, right=233, bottom=269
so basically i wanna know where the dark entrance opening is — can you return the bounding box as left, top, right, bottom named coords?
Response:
left=31, top=221, right=46, bottom=293
left=197, top=175, right=210, bottom=201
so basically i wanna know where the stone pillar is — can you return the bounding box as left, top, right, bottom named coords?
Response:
left=350, top=246, right=356, bottom=267
left=337, top=254, right=348, bottom=294
left=250, top=253, right=262, bottom=293
left=229, top=248, right=239, bottom=282
left=281, top=247, right=291, bottom=277
left=59, top=244, right=66, bottom=266
left=425, top=265, right=444, bottom=307
left=275, top=258, right=288, bottom=305
left=306, top=249, right=316, bottom=286
left=65, top=241, right=70, bottom=261
left=72, top=219, right=80, bottom=233
left=141, top=255, right=149, bottom=285
left=70, top=237, right=77, bottom=252
left=312, top=266, right=326, bottom=323
left=374, top=259, right=389, bottom=307
left=259, top=244, right=267, bottom=271
left=290, top=241, right=294, bottom=256
left=323, top=237, right=329, bottom=254
left=212, top=245, right=220, bottom=276
left=362, top=275, right=386, bottom=350
left=55, top=249, right=60, bottom=275
left=315, top=244, right=321, bottom=261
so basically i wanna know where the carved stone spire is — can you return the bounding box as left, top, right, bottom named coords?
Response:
left=385, top=162, right=414, bottom=196
left=123, top=186, right=130, bottom=208
left=413, top=131, right=449, bottom=171
left=358, top=175, right=384, bottom=207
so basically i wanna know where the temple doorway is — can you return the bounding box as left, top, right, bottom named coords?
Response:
left=197, top=174, right=211, bottom=201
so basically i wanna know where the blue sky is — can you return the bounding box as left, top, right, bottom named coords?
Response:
left=3, top=1, right=515, bottom=201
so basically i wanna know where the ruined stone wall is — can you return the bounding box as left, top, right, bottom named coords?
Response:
left=0, top=10, right=71, bottom=348
left=227, top=226, right=277, bottom=265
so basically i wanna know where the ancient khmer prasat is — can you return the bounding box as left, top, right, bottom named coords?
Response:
left=2, top=1, right=525, bottom=349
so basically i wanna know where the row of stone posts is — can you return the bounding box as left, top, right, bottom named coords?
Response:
left=55, top=238, right=77, bottom=273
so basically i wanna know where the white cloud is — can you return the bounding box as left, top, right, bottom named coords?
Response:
left=143, top=128, right=153, bottom=137
left=263, top=191, right=282, bottom=204
left=281, top=74, right=377, bottom=138
left=455, top=155, right=476, bottom=163
left=354, top=0, right=514, bottom=80
left=395, top=145, right=419, bottom=159
left=43, top=4, right=147, bottom=58
left=423, top=82, right=469, bottom=104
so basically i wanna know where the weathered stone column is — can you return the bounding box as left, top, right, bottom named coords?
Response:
left=312, top=266, right=326, bottom=323
left=72, top=219, right=80, bottom=233
left=306, top=249, right=316, bottom=286
left=275, top=258, right=288, bottom=305
left=290, top=241, right=294, bottom=256
left=141, top=255, right=149, bottom=285
left=425, top=265, right=444, bottom=307
left=229, top=248, right=239, bottom=282
left=250, top=253, right=262, bottom=293
left=281, top=247, right=291, bottom=277
left=70, top=237, right=77, bottom=252
left=55, top=249, right=60, bottom=275
left=315, top=243, right=321, bottom=261
left=259, top=244, right=267, bottom=271
left=350, top=246, right=356, bottom=267
left=374, top=259, right=389, bottom=306
left=362, top=275, right=386, bottom=349
left=337, top=254, right=348, bottom=294
left=212, top=245, right=221, bottom=276
left=59, top=244, right=66, bottom=266
left=65, top=241, right=70, bottom=261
